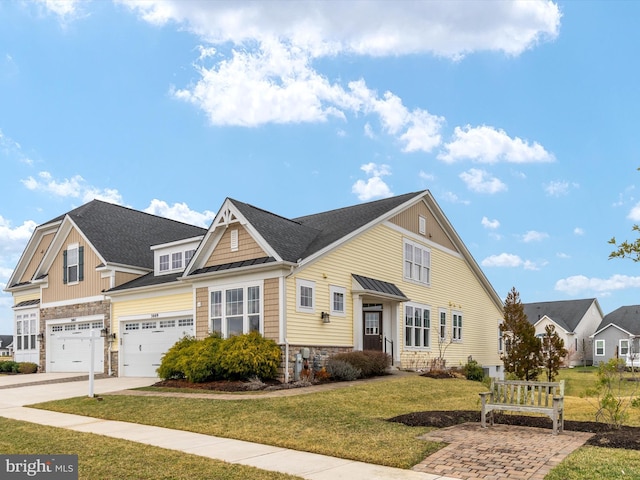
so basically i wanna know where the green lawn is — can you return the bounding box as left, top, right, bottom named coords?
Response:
left=0, top=417, right=300, bottom=480
left=30, top=371, right=640, bottom=479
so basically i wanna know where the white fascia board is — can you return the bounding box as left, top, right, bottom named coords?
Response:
left=151, top=235, right=204, bottom=250
left=185, top=261, right=292, bottom=287
left=591, top=322, right=633, bottom=338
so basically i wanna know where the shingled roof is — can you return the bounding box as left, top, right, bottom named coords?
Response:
left=596, top=305, right=640, bottom=336
left=229, top=191, right=423, bottom=263
left=523, top=298, right=597, bottom=333
left=58, top=200, right=206, bottom=270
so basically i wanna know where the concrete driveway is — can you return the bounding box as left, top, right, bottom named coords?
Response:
left=0, top=373, right=157, bottom=407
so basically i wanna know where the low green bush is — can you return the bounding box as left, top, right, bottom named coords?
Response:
left=214, top=331, right=281, bottom=380
left=182, top=335, right=223, bottom=383
left=462, top=359, right=485, bottom=382
left=332, top=350, right=391, bottom=378
left=326, top=358, right=361, bottom=381
left=156, top=335, right=198, bottom=380
left=17, top=362, right=38, bottom=374
left=0, top=361, right=19, bottom=373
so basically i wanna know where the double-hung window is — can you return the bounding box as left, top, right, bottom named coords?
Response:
left=210, top=283, right=262, bottom=337
left=159, top=254, right=170, bottom=272
left=296, top=279, right=315, bottom=313
left=620, top=339, right=630, bottom=356
left=404, top=239, right=430, bottom=284
left=595, top=339, right=605, bottom=356
left=439, top=310, right=447, bottom=340
left=171, top=252, right=183, bottom=270
left=452, top=312, right=463, bottom=341
left=63, top=244, right=83, bottom=284
left=405, top=304, right=430, bottom=348
left=329, top=285, right=346, bottom=316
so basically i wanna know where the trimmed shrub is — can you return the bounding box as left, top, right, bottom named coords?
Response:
left=0, top=361, right=19, bottom=373
left=181, top=335, right=224, bottom=383
left=17, top=362, right=38, bottom=374
left=214, top=331, right=281, bottom=380
left=326, top=358, right=361, bottom=381
left=332, top=350, right=391, bottom=378
left=157, top=335, right=198, bottom=380
left=462, top=359, right=485, bottom=382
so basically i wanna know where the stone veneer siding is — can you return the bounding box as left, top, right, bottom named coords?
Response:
left=39, top=300, right=111, bottom=375
left=278, top=344, right=354, bottom=382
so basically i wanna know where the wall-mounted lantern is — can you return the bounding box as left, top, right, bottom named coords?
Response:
left=37, top=332, right=44, bottom=341
left=321, top=311, right=330, bottom=323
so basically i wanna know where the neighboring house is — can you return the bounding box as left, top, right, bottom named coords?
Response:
left=591, top=306, right=640, bottom=367
left=6, top=191, right=505, bottom=379
left=0, top=335, right=13, bottom=357
left=523, top=299, right=603, bottom=367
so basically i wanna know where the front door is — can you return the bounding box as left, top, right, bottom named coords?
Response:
left=363, top=311, right=383, bottom=351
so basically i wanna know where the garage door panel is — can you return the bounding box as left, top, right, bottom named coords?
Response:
left=121, top=319, right=194, bottom=377
left=48, top=322, right=104, bottom=373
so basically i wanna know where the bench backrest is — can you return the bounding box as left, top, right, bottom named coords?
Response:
left=489, top=379, right=564, bottom=406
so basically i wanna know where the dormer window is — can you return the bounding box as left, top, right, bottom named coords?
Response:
left=185, top=249, right=195, bottom=265
left=159, top=254, right=170, bottom=272
left=172, top=252, right=183, bottom=269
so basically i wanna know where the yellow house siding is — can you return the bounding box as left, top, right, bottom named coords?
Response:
left=42, top=228, right=110, bottom=303
left=390, top=202, right=457, bottom=252
left=19, top=232, right=55, bottom=284
left=205, top=225, right=267, bottom=267
left=263, top=277, right=279, bottom=341
left=14, top=291, right=40, bottom=305
left=286, top=222, right=502, bottom=368
left=112, top=292, right=193, bottom=349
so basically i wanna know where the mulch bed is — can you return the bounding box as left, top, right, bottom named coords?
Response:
left=153, top=378, right=312, bottom=392
left=388, top=410, right=640, bottom=450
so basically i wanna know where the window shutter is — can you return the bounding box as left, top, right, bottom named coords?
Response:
left=63, top=250, right=68, bottom=284
left=78, top=246, right=84, bottom=281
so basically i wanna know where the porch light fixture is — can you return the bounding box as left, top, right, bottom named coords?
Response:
left=100, top=327, right=108, bottom=338
left=37, top=332, right=44, bottom=341
left=321, top=311, right=330, bottom=323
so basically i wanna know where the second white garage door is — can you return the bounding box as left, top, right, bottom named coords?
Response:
left=48, top=321, right=105, bottom=373
left=120, top=317, right=194, bottom=377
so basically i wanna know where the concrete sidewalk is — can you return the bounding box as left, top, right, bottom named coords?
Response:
left=0, top=374, right=458, bottom=480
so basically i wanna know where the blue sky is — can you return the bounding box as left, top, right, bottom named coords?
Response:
left=1, top=0, right=640, bottom=334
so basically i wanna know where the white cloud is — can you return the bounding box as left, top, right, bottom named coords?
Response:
left=440, top=191, right=470, bottom=205
left=438, top=125, right=554, bottom=164
left=522, top=230, right=549, bottom=242
left=544, top=180, right=578, bottom=197
left=351, top=163, right=392, bottom=201
left=573, top=227, right=585, bottom=236
left=363, top=123, right=375, bottom=139
left=119, top=1, right=560, bottom=58
left=419, top=171, right=435, bottom=182
left=481, top=216, right=500, bottom=229
left=144, top=200, right=216, bottom=228
left=556, top=252, right=570, bottom=259
left=35, top=0, right=84, bottom=21
left=119, top=1, right=559, bottom=149
left=0, top=129, right=32, bottom=165
left=0, top=216, right=37, bottom=256
left=460, top=168, right=507, bottom=194
left=21, top=171, right=124, bottom=205
left=481, top=252, right=544, bottom=270
left=555, top=274, right=640, bottom=296
left=628, top=202, right=640, bottom=221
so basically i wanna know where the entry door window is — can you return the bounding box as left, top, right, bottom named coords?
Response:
left=365, top=312, right=380, bottom=335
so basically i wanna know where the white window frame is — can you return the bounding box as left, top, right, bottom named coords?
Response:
left=404, top=303, right=431, bottom=349
left=498, top=323, right=504, bottom=353
left=209, top=282, right=263, bottom=338
left=230, top=229, right=239, bottom=252
left=439, top=309, right=447, bottom=340
left=171, top=252, right=183, bottom=270
left=419, top=215, right=427, bottom=235
left=620, top=338, right=630, bottom=356
left=403, top=239, right=431, bottom=285
left=159, top=254, right=170, bottom=272
left=329, top=285, right=346, bottom=316
left=452, top=311, right=463, bottom=342
left=595, top=339, right=605, bottom=356
left=185, top=249, right=196, bottom=266
left=66, top=243, right=79, bottom=284
left=296, top=279, right=315, bottom=313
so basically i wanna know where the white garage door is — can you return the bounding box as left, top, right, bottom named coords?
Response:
left=48, top=321, right=105, bottom=373
left=121, top=317, right=194, bottom=377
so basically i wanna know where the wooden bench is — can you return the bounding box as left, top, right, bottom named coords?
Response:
left=479, top=379, right=565, bottom=435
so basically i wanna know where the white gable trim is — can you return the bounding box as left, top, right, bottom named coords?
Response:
left=591, top=322, right=634, bottom=338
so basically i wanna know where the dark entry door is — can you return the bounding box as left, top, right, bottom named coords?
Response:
left=363, top=311, right=383, bottom=351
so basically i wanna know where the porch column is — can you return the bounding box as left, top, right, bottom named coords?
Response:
left=353, top=294, right=362, bottom=351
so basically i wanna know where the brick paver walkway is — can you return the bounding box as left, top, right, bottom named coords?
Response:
left=413, top=422, right=593, bottom=480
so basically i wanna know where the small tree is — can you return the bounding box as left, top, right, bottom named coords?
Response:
left=541, top=324, right=568, bottom=381
left=501, top=287, right=543, bottom=381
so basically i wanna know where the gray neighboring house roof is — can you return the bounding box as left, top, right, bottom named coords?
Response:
left=595, top=305, right=640, bottom=336
left=0, top=335, right=13, bottom=350
left=56, top=200, right=207, bottom=270
left=523, top=298, right=597, bottom=333
left=229, top=191, right=423, bottom=263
